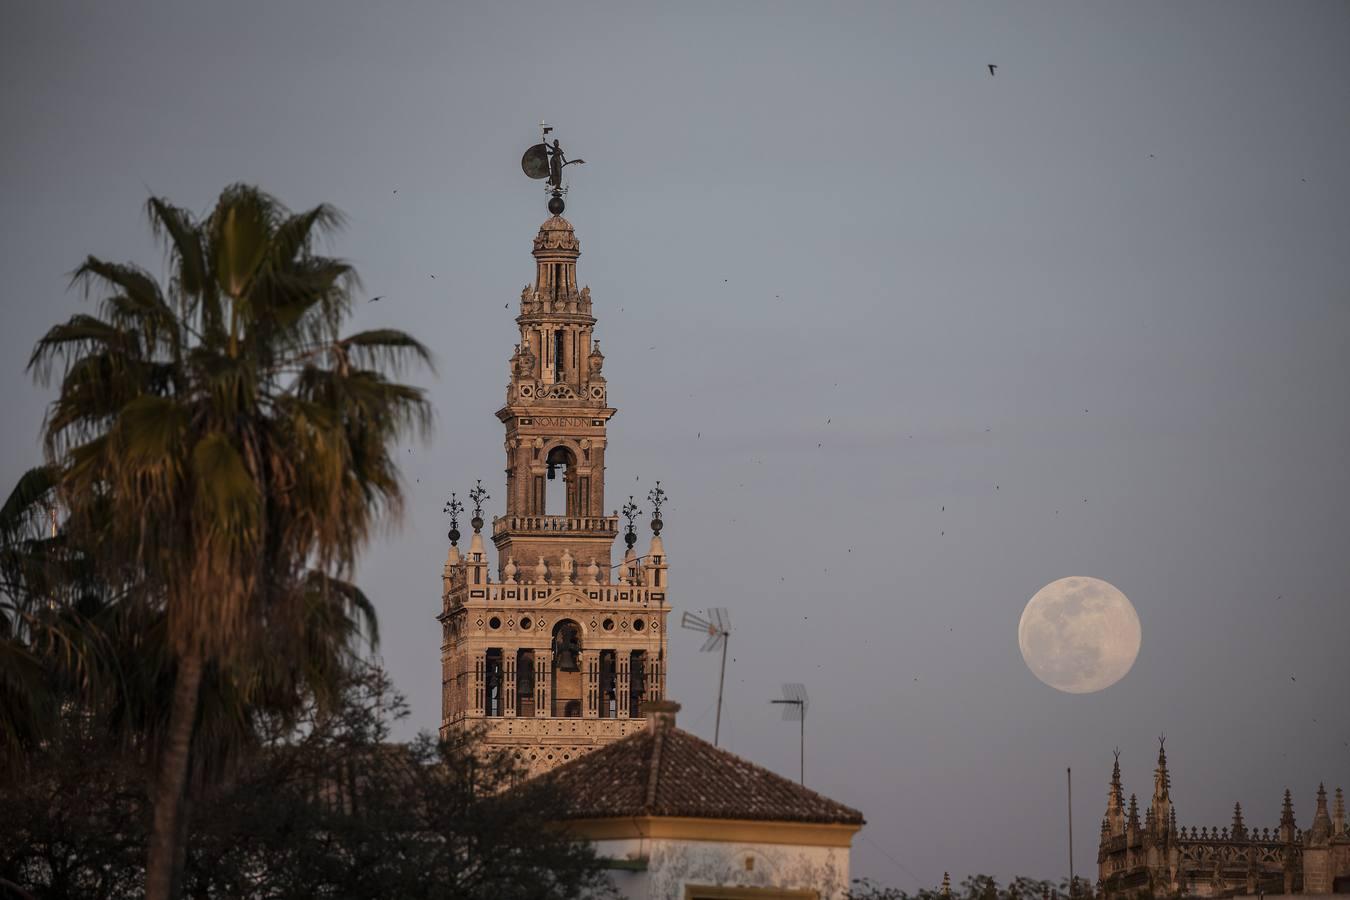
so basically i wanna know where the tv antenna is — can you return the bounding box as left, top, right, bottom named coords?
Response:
left=771, top=682, right=808, bottom=785
left=680, top=607, right=730, bottom=745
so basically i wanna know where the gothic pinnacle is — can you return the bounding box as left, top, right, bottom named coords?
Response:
left=1109, top=749, right=1124, bottom=808
left=1155, top=735, right=1171, bottom=795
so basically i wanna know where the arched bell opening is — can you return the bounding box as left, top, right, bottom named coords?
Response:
left=544, top=444, right=579, bottom=516
left=551, top=619, right=583, bottom=717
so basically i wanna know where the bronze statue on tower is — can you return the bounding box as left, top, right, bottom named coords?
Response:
left=521, top=123, right=585, bottom=215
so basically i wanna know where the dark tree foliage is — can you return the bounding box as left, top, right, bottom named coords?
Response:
left=850, top=874, right=1095, bottom=900
left=0, top=715, right=144, bottom=900
left=0, top=666, right=614, bottom=900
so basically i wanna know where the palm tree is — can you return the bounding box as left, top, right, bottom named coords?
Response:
left=27, top=184, right=430, bottom=899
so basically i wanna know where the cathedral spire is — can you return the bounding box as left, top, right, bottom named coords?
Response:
left=1333, top=786, right=1345, bottom=836
left=1309, top=783, right=1333, bottom=844
left=1231, top=802, right=1247, bottom=840
left=1149, top=736, right=1173, bottom=836
left=1279, top=788, right=1297, bottom=843
left=1105, top=750, right=1126, bottom=837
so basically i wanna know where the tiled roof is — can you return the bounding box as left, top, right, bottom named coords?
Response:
left=537, top=713, right=864, bottom=826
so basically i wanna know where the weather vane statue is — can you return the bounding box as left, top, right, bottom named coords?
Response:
left=521, top=122, right=585, bottom=215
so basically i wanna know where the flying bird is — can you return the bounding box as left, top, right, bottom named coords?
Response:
left=369, top=296, right=384, bottom=303
left=430, top=274, right=436, bottom=280
left=988, top=64, right=997, bottom=76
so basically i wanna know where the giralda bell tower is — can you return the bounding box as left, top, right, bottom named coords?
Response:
left=439, top=129, right=669, bottom=774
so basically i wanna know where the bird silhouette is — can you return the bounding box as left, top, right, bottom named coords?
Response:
left=988, top=64, right=997, bottom=76
left=430, top=274, right=436, bottom=280
left=369, top=296, right=383, bottom=303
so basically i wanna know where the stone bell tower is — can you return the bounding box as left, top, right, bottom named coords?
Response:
left=438, top=186, right=670, bottom=775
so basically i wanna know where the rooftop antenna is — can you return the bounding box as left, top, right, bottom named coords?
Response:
left=680, top=608, right=730, bottom=745
left=771, top=682, right=808, bottom=785
left=1068, top=766, right=1076, bottom=900
left=521, top=122, right=585, bottom=216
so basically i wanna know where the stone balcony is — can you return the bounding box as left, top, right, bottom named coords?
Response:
left=492, top=514, right=619, bottom=538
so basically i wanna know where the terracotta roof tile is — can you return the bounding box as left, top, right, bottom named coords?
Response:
left=537, top=722, right=864, bottom=826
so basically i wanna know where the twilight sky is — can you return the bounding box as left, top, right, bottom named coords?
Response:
left=3, top=1, right=1348, bottom=887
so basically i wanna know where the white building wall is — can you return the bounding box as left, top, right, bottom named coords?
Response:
left=592, top=836, right=851, bottom=900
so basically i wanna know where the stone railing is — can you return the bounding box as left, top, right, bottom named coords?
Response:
left=492, top=514, right=618, bottom=536
left=477, top=581, right=665, bottom=605
left=482, top=716, right=646, bottom=741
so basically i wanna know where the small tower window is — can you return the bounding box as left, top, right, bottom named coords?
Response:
left=629, top=650, right=647, bottom=717
left=516, top=649, right=535, bottom=717
left=485, top=649, right=503, bottom=717
left=599, top=650, right=617, bottom=719
left=553, top=329, right=564, bottom=380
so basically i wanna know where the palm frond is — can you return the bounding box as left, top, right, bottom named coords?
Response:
left=0, top=466, right=58, bottom=542
left=336, top=329, right=436, bottom=376
left=208, top=185, right=279, bottom=301
left=27, top=313, right=135, bottom=384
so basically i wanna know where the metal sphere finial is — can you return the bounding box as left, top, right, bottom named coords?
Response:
left=548, top=192, right=565, bottom=216
left=469, top=480, right=490, bottom=533
left=647, top=481, right=666, bottom=535
left=622, top=496, right=641, bottom=549
left=443, top=492, right=463, bottom=545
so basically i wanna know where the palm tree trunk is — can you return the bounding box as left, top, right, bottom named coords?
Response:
left=146, top=649, right=203, bottom=900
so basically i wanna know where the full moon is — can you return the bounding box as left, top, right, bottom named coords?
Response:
left=1018, top=576, right=1141, bottom=694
